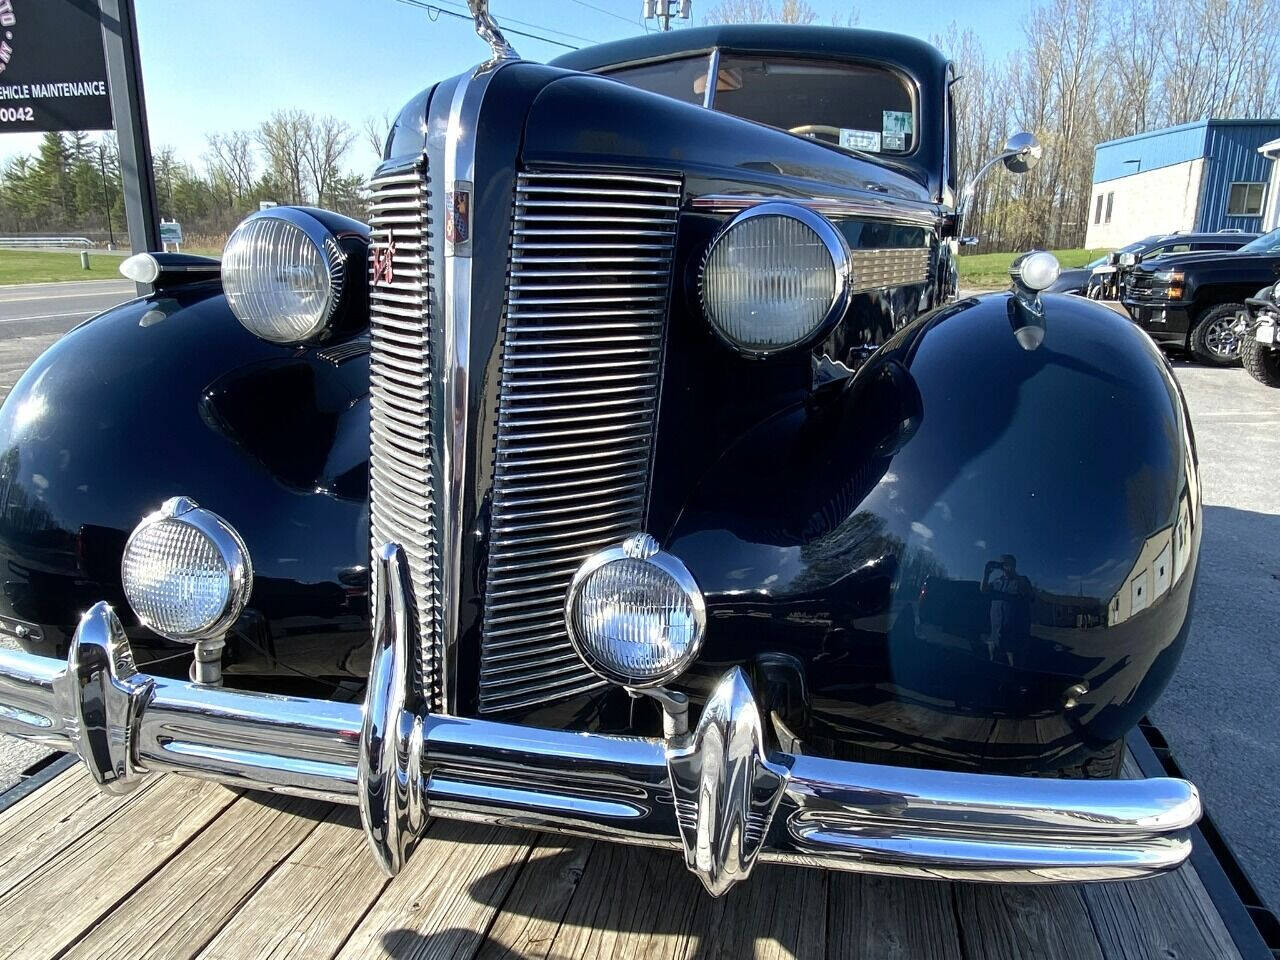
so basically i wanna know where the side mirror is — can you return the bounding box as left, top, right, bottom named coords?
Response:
left=1001, top=132, right=1042, bottom=174
left=957, top=131, right=1042, bottom=224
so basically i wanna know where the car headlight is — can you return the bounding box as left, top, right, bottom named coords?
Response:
left=565, top=533, right=706, bottom=688
left=121, top=497, right=253, bottom=642
left=1119, top=253, right=1138, bottom=266
left=222, top=208, right=347, bottom=343
left=700, top=203, right=851, bottom=355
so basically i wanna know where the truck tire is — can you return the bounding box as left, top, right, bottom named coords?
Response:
left=1241, top=335, right=1280, bottom=387
left=1190, top=303, right=1245, bottom=366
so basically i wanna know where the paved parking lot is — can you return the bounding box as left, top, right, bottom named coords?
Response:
left=0, top=283, right=1275, bottom=913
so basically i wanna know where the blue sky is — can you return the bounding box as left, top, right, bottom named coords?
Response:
left=1, top=0, right=1033, bottom=170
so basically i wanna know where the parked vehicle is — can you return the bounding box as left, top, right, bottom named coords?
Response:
left=1086, top=232, right=1258, bottom=301
left=1238, top=281, right=1280, bottom=386
left=1124, top=227, right=1280, bottom=364
left=0, top=11, right=1201, bottom=896
left=1043, top=253, right=1108, bottom=295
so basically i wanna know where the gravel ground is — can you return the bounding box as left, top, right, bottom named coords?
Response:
left=1149, top=360, right=1280, bottom=915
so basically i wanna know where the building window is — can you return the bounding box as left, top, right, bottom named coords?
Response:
left=1094, top=194, right=1104, bottom=224
left=1105, top=192, right=1114, bottom=224
left=1227, top=182, right=1266, bottom=217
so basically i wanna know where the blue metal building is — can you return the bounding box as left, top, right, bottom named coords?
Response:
left=1085, top=119, right=1280, bottom=248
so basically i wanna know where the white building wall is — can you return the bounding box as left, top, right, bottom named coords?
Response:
left=1084, top=158, right=1206, bottom=249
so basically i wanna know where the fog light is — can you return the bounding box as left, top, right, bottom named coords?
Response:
left=565, top=533, right=706, bottom=688
left=121, top=497, right=253, bottom=642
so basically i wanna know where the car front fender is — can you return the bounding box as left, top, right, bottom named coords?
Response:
left=665, top=291, right=1201, bottom=773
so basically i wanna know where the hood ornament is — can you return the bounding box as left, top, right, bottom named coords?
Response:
left=468, top=0, right=519, bottom=62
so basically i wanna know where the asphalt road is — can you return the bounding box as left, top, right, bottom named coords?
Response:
left=0, top=282, right=1275, bottom=916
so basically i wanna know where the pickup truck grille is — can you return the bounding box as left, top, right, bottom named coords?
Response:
left=367, top=160, right=443, bottom=709
left=477, top=170, right=682, bottom=714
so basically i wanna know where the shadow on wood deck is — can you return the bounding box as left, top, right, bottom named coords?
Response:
left=0, top=754, right=1242, bottom=960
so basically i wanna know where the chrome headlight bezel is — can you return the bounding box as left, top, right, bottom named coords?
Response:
left=120, top=497, right=253, bottom=643
left=222, top=207, right=347, bottom=345
left=564, top=533, right=707, bottom=689
left=699, top=202, right=852, bottom=358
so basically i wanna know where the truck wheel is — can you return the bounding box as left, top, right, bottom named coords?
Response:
left=1241, top=335, right=1280, bottom=387
left=1046, top=739, right=1123, bottom=779
left=1190, top=303, right=1245, bottom=366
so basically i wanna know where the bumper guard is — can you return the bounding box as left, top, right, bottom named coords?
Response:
left=0, top=543, right=1201, bottom=895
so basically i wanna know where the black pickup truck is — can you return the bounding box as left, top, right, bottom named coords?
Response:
left=1124, top=227, right=1280, bottom=364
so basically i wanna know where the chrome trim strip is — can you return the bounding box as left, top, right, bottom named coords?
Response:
left=692, top=192, right=942, bottom=228
left=434, top=59, right=518, bottom=713
left=702, top=47, right=720, bottom=109
left=0, top=597, right=1201, bottom=890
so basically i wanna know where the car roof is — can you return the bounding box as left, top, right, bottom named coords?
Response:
left=550, top=25, right=948, bottom=85
left=1144, top=232, right=1257, bottom=245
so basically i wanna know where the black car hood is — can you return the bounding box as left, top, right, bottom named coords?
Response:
left=1136, top=249, right=1267, bottom=272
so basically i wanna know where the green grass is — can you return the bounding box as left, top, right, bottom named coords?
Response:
left=958, top=248, right=1110, bottom=289
left=0, top=248, right=128, bottom=285
left=0, top=246, right=223, bottom=285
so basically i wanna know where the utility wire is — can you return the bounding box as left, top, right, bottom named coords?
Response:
left=565, top=0, right=649, bottom=28
left=394, top=0, right=582, bottom=49
left=429, top=0, right=604, bottom=45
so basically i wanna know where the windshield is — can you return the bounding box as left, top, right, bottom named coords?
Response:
left=606, top=54, right=917, bottom=157
left=1239, top=228, right=1280, bottom=254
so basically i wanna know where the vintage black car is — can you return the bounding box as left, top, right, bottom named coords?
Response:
left=1124, top=227, right=1280, bottom=364
left=0, top=8, right=1200, bottom=896
left=1238, top=281, right=1280, bottom=385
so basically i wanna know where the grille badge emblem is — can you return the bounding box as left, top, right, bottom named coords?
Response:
left=371, top=240, right=395, bottom=286
left=445, top=182, right=472, bottom=253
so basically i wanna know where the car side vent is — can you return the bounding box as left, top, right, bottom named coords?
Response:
left=477, top=170, right=682, bottom=714
left=367, top=159, right=443, bottom=709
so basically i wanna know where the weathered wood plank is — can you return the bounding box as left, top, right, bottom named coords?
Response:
left=63, top=791, right=330, bottom=960
left=474, top=834, right=595, bottom=960
left=195, top=807, right=392, bottom=960
left=1080, top=869, right=1241, bottom=960
left=954, top=883, right=1107, bottom=960
left=534, top=837, right=827, bottom=960
left=331, top=819, right=535, bottom=960
left=0, top=764, right=163, bottom=898
left=0, top=775, right=237, bottom=960
left=828, top=872, right=965, bottom=959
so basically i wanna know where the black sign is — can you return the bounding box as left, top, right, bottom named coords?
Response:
left=0, top=0, right=112, bottom=133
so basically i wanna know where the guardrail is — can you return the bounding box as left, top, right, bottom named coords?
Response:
left=0, top=237, right=93, bottom=249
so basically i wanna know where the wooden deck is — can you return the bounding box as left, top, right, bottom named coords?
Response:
left=0, top=755, right=1244, bottom=960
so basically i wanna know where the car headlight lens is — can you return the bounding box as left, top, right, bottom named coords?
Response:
left=700, top=203, right=850, bottom=355
left=565, top=533, right=706, bottom=688
left=1119, top=253, right=1138, bottom=266
left=121, top=497, right=253, bottom=642
left=222, top=209, right=344, bottom=343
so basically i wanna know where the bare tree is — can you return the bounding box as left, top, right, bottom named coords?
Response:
left=362, top=112, right=394, bottom=168
left=256, top=110, right=309, bottom=205
left=205, top=130, right=256, bottom=203
left=703, top=0, right=819, bottom=23
left=302, top=115, right=355, bottom=208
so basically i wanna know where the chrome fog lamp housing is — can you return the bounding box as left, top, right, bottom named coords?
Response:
left=700, top=203, right=851, bottom=356
left=120, top=497, right=253, bottom=643
left=1009, top=250, right=1060, bottom=292
left=222, top=207, right=346, bottom=344
left=565, top=533, right=706, bottom=688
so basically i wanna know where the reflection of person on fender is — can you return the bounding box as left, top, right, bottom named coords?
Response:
left=980, top=554, right=1032, bottom=665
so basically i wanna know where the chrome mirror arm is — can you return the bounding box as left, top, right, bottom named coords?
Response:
left=956, top=131, right=1042, bottom=226
left=958, top=150, right=1018, bottom=222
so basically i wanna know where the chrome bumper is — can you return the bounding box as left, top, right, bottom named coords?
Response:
left=0, top=544, right=1201, bottom=895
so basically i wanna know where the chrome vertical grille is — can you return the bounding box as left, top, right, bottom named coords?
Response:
left=367, top=160, right=442, bottom=709
left=478, top=170, right=683, bottom=714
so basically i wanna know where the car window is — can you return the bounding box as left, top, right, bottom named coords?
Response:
left=604, top=56, right=710, bottom=107
left=708, top=55, right=917, bottom=156
left=1239, top=228, right=1280, bottom=254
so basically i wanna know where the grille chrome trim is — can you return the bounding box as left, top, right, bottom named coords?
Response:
left=478, top=170, right=682, bottom=714
left=368, top=160, right=443, bottom=710
left=848, top=247, right=932, bottom=292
